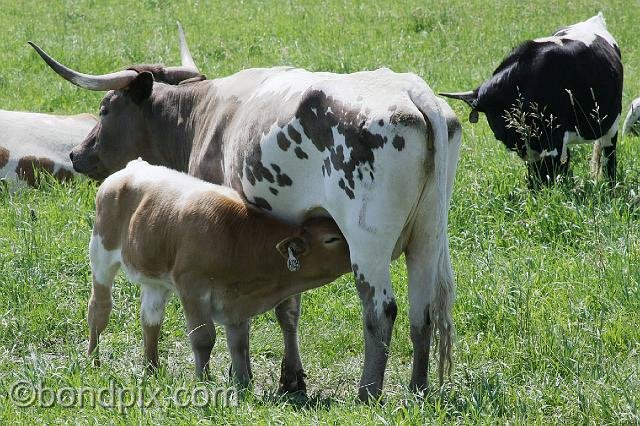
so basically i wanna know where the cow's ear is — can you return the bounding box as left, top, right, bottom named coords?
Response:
left=276, top=236, right=309, bottom=259
left=127, top=72, right=154, bottom=104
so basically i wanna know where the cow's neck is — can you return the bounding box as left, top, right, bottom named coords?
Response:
left=144, top=83, right=206, bottom=173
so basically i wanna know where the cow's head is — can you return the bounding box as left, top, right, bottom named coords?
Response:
left=29, top=23, right=204, bottom=180
left=440, top=89, right=566, bottom=187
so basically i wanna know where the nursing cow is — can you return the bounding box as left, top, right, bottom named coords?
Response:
left=442, top=13, right=622, bottom=187
left=30, top=30, right=461, bottom=400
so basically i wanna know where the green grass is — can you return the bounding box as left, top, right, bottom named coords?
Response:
left=1, top=0, right=639, bottom=423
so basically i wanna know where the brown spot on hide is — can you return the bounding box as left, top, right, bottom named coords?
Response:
left=252, top=197, right=272, bottom=211
left=54, top=168, right=75, bottom=182
left=287, top=125, right=302, bottom=144
left=277, top=132, right=291, bottom=151
left=15, top=156, right=55, bottom=187
left=392, top=135, right=405, bottom=151
left=0, top=147, right=9, bottom=168
left=295, top=90, right=390, bottom=199
left=294, top=146, right=308, bottom=159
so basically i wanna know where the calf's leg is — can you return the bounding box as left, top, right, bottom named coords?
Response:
left=140, top=285, right=171, bottom=371
left=275, top=294, right=306, bottom=394
left=225, top=321, right=252, bottom=388
left=87, top=235, right=120, bottom=363
left=176, top=278, right=216, bottom=379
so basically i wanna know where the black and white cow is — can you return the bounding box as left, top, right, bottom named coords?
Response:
left=442, top=13, right=623, bottom=187
left=29, top=25, right=461, bottom=400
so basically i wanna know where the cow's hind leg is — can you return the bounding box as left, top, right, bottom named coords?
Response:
left=603, top=133, right=618, bottom=185
left=591, top=132, right=618, bottom=185
left=275, top=294, right=306, bottom=394
left=140, top=285, right=171, bottom=371
left=87, top=235, right=120, bottom=364
left=405, top=222, right=454, bottom=392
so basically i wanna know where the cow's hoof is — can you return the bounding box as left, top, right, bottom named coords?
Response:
left=277, top=369, right=307, bottom=395
left=409, top=380, right=429, bottom=395
left=357, top=386, right=383, bottom=404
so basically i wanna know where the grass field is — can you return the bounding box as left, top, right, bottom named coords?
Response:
left=1, top=0, right=639, bottom=423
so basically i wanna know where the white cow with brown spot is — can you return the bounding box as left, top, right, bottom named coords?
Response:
left=0, top=109, right=96, bottom=187
left=88, top=159, right=351, bottom=387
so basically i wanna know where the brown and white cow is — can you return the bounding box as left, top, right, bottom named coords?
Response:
left=31, top=25, right=461, bottom=400
left=0, top=109, right=96, bottom=187
left=88, top=159, right=351, bottom=387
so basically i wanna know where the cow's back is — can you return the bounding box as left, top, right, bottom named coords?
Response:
left=191, top=68, right=436, bottom=223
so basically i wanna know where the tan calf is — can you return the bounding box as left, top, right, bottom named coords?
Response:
left=88, top=159, right=350, bottom=388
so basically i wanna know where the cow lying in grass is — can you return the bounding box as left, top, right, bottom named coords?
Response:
left=88, top=159, right=350, bottom=388
left=0, top=109, right=96, bottom=187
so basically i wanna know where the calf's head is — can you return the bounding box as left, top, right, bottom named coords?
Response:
left=29, top=23, right=204, bottom=180
left=275, top=217, right=351, bottom=279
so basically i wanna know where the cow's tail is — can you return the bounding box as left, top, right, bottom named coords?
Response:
left=409, top=87, right=456, bottom=384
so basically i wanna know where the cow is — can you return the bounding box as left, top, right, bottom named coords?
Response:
left=622, top=97, right=640, bottom=136
left=0, top=110, right=96, bottom=188
left=441, top=13, right=622, bottom=188
left=88, top=159, right=351, bottom=387
left=30, top=25, right=462, bottom=400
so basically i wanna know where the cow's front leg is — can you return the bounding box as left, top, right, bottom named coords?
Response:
left=350, top=255, right=396, bottom=402
left=275, top=294, right=306, bottom=394
left=603, top=133, right=618, bottom=186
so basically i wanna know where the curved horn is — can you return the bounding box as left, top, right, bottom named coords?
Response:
left=177, top=21, right=199, bottom=72
left=439, top=90, right=476, bottom=105
left=28, top=42, right=138, bottom=91
left=440, top=90, right=480, bottom=123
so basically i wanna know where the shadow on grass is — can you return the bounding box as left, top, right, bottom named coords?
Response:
left=251, top=389, right=343, bottom=410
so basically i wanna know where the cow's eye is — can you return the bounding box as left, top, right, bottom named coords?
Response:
left=99, top=106, right=108, bottom=116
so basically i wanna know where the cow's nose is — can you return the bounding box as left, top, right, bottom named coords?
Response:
left=69, top=151, right=75, bottom=161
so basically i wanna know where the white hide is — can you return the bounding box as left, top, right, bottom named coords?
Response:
left=0, top=110, right=96, bottom=186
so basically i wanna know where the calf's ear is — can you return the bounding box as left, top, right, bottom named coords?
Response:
left=127, top=71, right=154, bottom=104
left=276, top=236, right=309, bottom=259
